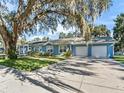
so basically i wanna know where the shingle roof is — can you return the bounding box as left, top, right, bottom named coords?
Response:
left=28, top=37, right=115, bottom=45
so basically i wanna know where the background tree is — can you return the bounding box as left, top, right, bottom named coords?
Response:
left=113, top=13, right=124, bottom=52
left=59, top=32, right=66, bottom=39
left=66, top=32, right=74, bottom=38
left=32, top=37, right=41, bottom=42
left=42, top=36, right=49, bottom=41
left=59, top=31, right=81, bottom=39
left=20, top=38, right=27, bottom=44
left=92, top=24, right=111, bottom=37
left=73, top=31, right=81, bottom=37
left=0, top=0, right=111, bottom=59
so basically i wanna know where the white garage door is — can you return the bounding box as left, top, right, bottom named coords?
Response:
left=92, top=46, right=107, bottom=58
left=75, top=46, right=88, bottom=57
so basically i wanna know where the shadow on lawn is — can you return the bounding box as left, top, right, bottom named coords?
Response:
left=1, top=61, right=88, bottom=93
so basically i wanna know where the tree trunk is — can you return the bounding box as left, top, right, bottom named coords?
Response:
left=7, top=43, right=17, bottom=59
left=4, top=37, right=17, bottom=59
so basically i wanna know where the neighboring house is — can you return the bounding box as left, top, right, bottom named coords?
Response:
left=19, top=36, right=115, bottom=58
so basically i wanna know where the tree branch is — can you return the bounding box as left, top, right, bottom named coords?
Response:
left=0, top=16, right=9, bottom=44
left=18, top=9, right=86, bottom=34
left=18, top=0, right=36, bottom=21
left=16, top=0, right=23, bottom=18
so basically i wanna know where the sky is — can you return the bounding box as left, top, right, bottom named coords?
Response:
left=6, top=0, right=124, bottom=40
left=95, top=0, right=124, bottom=31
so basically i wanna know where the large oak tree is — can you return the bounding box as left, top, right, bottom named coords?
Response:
left=0, top=0, right=111, bottom=59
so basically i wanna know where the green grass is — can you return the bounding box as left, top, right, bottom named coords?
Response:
left=26, top=56, right=66, bottom=62
left=113, top=56, right=124, bottom=64
left=0, top=58, right=56, bottom=71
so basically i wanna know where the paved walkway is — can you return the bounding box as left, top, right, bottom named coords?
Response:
left=0, top=58, right=124, bottom=93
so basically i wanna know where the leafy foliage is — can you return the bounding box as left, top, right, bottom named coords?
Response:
left=113, top=13, right=124, bottom=52
left=113, top=56, right=124, bottom=64
left=28, top=51, right=52, bottom=57
left=0, top=0, right=112, bottom=37
left=42, top=52, right=52, bottom=57
left=42, top=36, right=49, bottom=41
left=92, top=24, right=111, bottom=37
left=32, top=37, right=41, bottom=42
left=28, top=51, right=41, bottom=57
left=59, top=32, right=66, bottom=39
left=63, top=50, right=72, bottom=58
left=59, top=31, right=81, bottom=39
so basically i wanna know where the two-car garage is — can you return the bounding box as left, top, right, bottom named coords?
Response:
left=74, top=44, right=113, bottom=58
left=91, top=46, right=107, bottom=58
left=75, top=46, right=88, bottom=57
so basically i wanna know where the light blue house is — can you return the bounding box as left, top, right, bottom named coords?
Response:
left=19, top=37, right=114, bottom=58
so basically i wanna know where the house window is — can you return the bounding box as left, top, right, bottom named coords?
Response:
left=20, top=46, right=23, bottom=54
left=46, top=45, right=53, bottom=53
left=39, top=46, right=42, bottom=52
left=28, top=46, right=31, bottom=51
left=59, top=45, right=67, bottom=53
left=33, top=47, right=36, bottom=51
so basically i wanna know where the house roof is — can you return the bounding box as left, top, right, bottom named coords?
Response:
left=28, top=40, right=47, bottom=44
left=27, top=36, right=115, bottom=46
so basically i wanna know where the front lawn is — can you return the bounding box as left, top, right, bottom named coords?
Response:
left=113, top=56, right=124, bottom=64
left=0, top=58, right=56, bottom=71
left=45, top=56, right=66, bottom=60
left=26, top=55, right=66, bottom=61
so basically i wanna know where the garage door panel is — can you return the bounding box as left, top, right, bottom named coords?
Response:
left=92, top=46, right=107, bottom=58
left=75, top=46, right=88, bottom=57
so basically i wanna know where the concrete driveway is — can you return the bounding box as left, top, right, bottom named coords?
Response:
left=0, top=58, right=124, bottom=93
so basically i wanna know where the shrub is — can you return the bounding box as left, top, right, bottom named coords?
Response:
left=33, top=52, right=41, bottom=58
left=63, top=50, right=72, bottom=58
left=42, top=52, right=53, bottom=57
left=28, top=51, right=41, bottom=58
left=27, top=51, right=33, bottom=56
